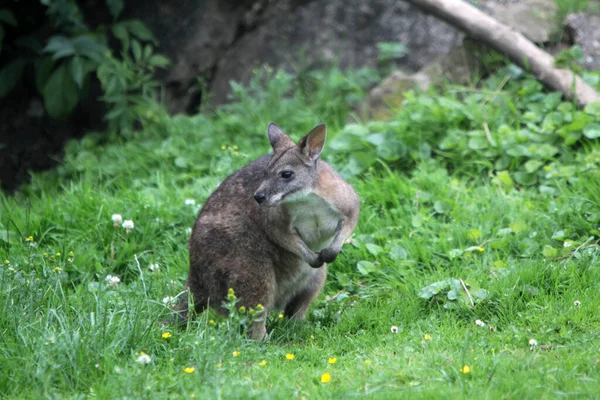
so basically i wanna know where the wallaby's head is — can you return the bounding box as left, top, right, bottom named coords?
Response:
left=254, top=123, right=326, bottom=207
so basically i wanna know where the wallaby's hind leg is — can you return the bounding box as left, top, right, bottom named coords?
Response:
left=284, top=267, right=327, bottom=319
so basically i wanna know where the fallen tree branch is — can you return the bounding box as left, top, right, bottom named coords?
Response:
left=404, top=0, right=600, bottom=107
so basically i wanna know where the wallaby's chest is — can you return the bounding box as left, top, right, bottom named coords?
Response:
left=284, top=193, right=342, bottom=252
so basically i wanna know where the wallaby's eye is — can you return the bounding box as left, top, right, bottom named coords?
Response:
left=280, top=170, right=294, bottom=179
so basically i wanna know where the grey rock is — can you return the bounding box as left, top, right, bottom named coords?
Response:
left=358, top=70, right=431, bottom=120
left=565, top=13, right=600, bottom=70
left=209, top=0, right=462, bottom=105
left=480, top=0, right=558, bottom=43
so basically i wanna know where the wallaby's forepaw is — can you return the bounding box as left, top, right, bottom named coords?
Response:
left=309, top=257, right=325, bottom=268
left=319, top=248, right=339, bottom=264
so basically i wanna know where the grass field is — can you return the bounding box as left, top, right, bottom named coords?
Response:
left=2, top=65, right=600, bottom=399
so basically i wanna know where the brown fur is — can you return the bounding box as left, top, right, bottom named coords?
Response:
left=178, top=123, right=359, bottom=339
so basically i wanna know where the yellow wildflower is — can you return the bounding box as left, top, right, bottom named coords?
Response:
left=161, top=332, right=172, bottom=339
left=26, top=236, right=33, bottom=242
left=260, top=360, right=267, bottom=366
left=424, top=333, right=432, bottom=340
left=53, top=267, right=62, bottom=273
left=278, top=313, right=284, bottom=319
left=459, top=365, right=471, bottom=374
left=183, top=367, right=195, bottom=374
left=328, top=358, right=337, bottom=364
left=285, top=353, right=295, bottom=360
left=321, top=373, right=331, bottom=383
left=232, top=351, right=240, bottom=357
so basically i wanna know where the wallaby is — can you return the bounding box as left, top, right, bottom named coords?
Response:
left=179, top=123, right=359, bottom=339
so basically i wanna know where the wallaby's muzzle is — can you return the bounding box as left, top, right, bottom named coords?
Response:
left=254, top=192, right=266, bottom=204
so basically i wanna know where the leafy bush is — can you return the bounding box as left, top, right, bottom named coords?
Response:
left=328, top=64, right=600, bottom=194
left=0, top=0, right=169, bottom=130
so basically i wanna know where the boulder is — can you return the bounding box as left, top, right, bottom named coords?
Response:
left=564, top=13, right=600, bottom=70
left=209, top=0, right=462, bottom=105
left=358, top=70, right=431, bottom=120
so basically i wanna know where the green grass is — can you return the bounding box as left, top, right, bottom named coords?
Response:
left=2, top=65, right=600, bottom=399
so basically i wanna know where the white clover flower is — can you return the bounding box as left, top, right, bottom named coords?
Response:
left=135, top=352, right=152, bottom=364
left=122, top=220, right=134, bottom=230
left=148, top=263, right=159, bottom=272
left=475, top=319, right=485, bottom=327
left=162, top=296, right=175, bottom=306
left=390, top=326, right=399, bottom=333
left=185, top=227, right=192, bottom=235
left=529, top=338, right=538, bottom=347
left=105, top=274, right=121, bottom=287
left=185, top=199, right=196, bottom=206
left=574, top=300, right=581, bottom=307
left=112, top=214, right=123, bottom=227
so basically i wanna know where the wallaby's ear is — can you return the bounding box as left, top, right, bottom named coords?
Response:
left=299, top=124, right=326, bottom=161
left=267, top=123, right=295, bottom=153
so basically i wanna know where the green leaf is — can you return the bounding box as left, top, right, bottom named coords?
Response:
left=125, top=20, right=154, bottom=41
left=388, top=245, right=408, bottom=261
left=0, top=59, right=26, bottom=97
left=542, top=245, right=558, bottom=258
left=467, top=136, right=489, bottom=150
left=34, top=57, right=55, bottom=93
left=71, top=35, right=107, bottom=62
left=43, top=63, right=79, bottom=119
left=411, top=214, right=424, bottom=228
left=375, top=134, right=406, bottom=161
left=433, top=200, right=451, bottom=214
left=356, top=261, right=377, bottom=276
left=0, top=9, right=17, bottom=26
left=70, top=56, right=84, bottom=88
left=584, top=101, right=600, bottom=118
left=143, top=44, right=152, bottom=59
left=148, top=54, right=170, bottom=68
left=131, top=39, right=142, bottom=61
left=535, top=144, right=559, bottom=159
left=106, top=0, right=124, bottom=19
left=551, top=230, right=566, bottom=240
left=583, top=123, right=600, bottom=139
left=365, top=243, right=383, bottom=257
left=493, top=170, right=514, bottom=190
left=513, top=171, right=537, bottom=186
left=112, top=22, right=129, bottom=50
left=418, top=279, right=451, bottom=300
left=44, top=35, right=76, bottom=60
left=467, top=229, right=481, bottom=240
left=448, top=249, right=463, bottom=260
left=510, top=220, right=527, bottom=233
left=524, top=160, right=543, bottom=173
left=174, top=157, right=189, bottom=168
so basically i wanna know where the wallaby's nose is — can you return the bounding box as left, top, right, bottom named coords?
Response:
left=254, top=192, right=266, bottom=204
